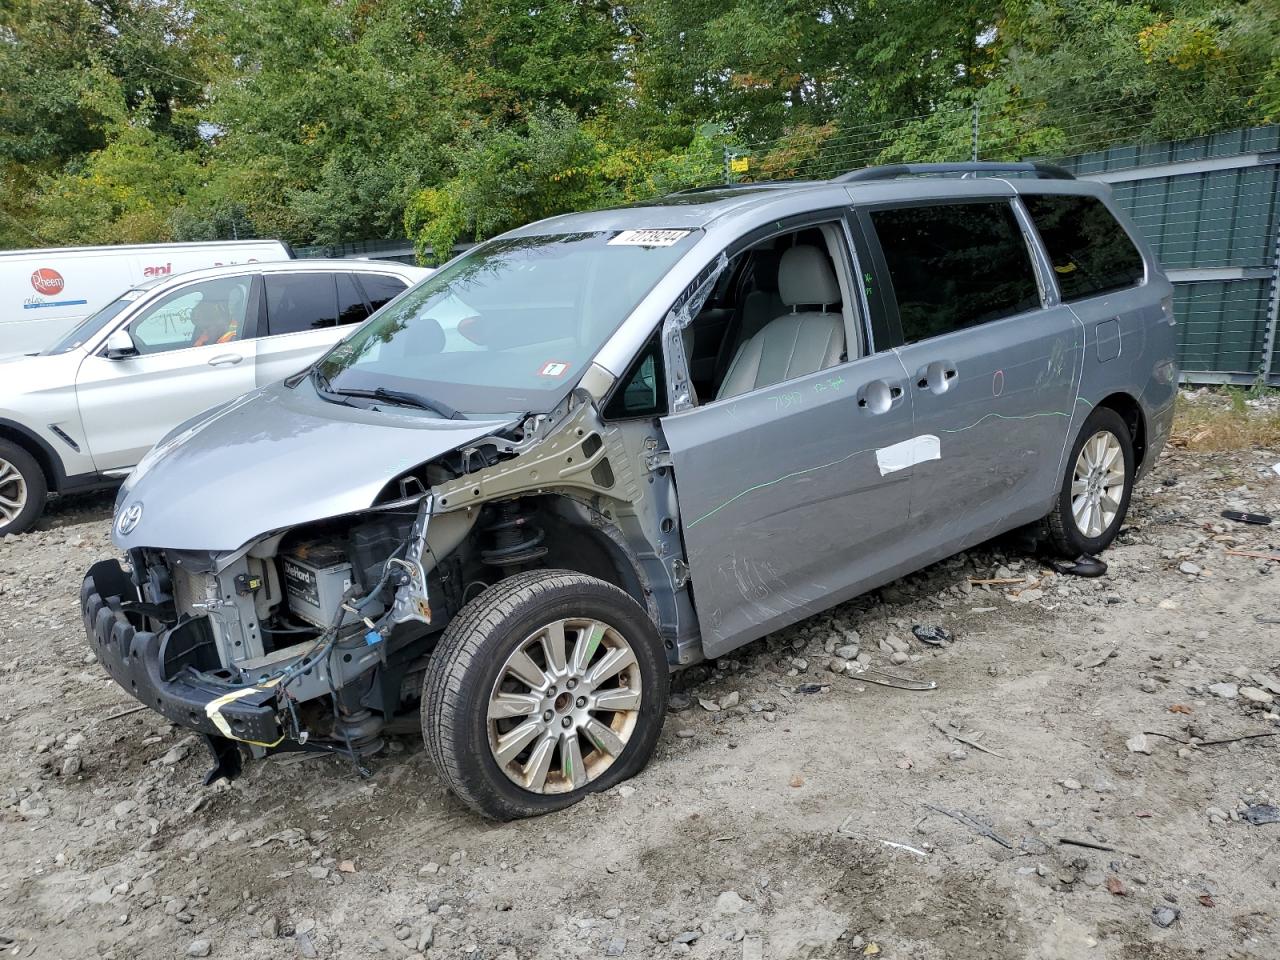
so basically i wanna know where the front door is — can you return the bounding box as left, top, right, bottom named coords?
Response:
left=663, top=350, right=915, bottom=658
left=76, top=275, right=258, bottom=472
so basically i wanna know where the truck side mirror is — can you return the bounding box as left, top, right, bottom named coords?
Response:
left=104, top=328, right=139, bottom=360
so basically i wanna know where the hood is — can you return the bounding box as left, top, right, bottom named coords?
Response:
left=113, top=380, right=511, bottom=552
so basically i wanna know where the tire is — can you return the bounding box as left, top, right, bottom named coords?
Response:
left=0, top=440, right=48, bottom=537
left=422, top=569, right=669, bottom=820
left=1046, top=407, right=1135, bottom=557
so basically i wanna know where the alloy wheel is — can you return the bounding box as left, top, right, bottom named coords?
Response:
left=0, top=457, right=27, bottom=526
left=487, top=618, right=642, bottom=794
left=1070, top=430, right=1126, bottom=539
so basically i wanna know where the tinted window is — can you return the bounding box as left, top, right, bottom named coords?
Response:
left=264, top=273, right=338, bottom=335
left=337, top=273, right=370, bottom=326
left=1024, top=194, right=1144, bottom=300
left=870, top=201, right=1041, bottom=343
left=358, top=273, right=409, bottom=312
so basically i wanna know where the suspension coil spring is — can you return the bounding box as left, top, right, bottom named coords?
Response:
left=480, top=500, right=548, bottom=567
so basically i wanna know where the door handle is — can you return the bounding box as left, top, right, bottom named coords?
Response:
left=915, top=361, right=958, bottom=393
left=208, top=354, right=244, bottom=367
left=856, top=379, right=905, bottom=414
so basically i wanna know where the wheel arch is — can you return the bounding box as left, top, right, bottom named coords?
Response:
left=1094, top=393, right=1147, bottom=468
left=0, top=418, right=65, bottom=492
left=531, top=495, right=653, bottom=617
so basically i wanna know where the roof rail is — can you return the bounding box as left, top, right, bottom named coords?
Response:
left=832, top=161, right=1075, bottom=183
left=669, top=180, right=807, bottom=195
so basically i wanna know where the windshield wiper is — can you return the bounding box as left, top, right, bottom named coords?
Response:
left=309, top=366, right=354, bottom=405
left=334, top=386, right=464, bottom=420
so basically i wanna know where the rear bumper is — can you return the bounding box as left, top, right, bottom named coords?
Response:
left=1140, top=394, right=1176, bottom=481
left=81, top=560, right=283, bottom=745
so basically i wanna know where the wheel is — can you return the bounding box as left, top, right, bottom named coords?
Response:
left=1046, top=407, right=1135, bottom=556
left=0, top=440, right=47, bottom=537
left=422, top=569, right=669, bottom=820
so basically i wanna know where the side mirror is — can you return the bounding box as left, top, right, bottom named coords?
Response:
left=104, top=329, right=138, bottom=360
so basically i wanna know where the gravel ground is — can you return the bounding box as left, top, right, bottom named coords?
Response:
left=2, top=429, right=1279, bottom=960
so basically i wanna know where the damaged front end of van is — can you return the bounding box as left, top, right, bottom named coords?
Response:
left=80, top=226, right=704, bottom=812
left=81, top=380, right=689, bottom=784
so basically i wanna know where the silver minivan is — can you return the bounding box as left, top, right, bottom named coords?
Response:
left=0, top=259, right=426, bottom=534
left=81, top=163, right=1178, bottom=820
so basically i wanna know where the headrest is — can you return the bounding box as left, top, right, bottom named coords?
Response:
left=778, top=245, right=839, bottom=307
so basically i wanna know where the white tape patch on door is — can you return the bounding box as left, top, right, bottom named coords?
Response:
left=875, top=435, right=941, bottom=476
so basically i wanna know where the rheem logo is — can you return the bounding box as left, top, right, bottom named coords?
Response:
left=30, top=268, right=65, bottom=295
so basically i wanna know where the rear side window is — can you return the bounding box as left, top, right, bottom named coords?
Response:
left=358, top=273, right=409, bottom=312
left=870, top=201, right=1041, bottom=343
left=337, top=273, right=370, bottom=326
left=1024, top=194, right=1145, bottom=300
left=264, top=273, right=339, bottom=335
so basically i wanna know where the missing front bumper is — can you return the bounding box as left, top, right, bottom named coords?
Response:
left=81, top=560, right=283, bottom=747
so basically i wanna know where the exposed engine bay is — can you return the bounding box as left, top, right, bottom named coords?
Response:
left=85, top=392, right=695, bottom=780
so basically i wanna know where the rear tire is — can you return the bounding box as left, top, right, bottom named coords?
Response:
left=422, top=569, right=669, bottom=820
left=1046, top=407, right=1135, bottom=557
left=0, top=440, right=47, bottom=537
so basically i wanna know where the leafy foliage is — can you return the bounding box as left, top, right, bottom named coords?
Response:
left=0, top=0, right=1275, bottom=254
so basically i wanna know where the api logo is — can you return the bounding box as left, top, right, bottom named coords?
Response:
left=30, top=267, right=65, bottom=295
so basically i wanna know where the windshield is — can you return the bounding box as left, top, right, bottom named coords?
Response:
left=313, top=229, right=700, bottom=415
left=43, top=291, right=142, bottom=354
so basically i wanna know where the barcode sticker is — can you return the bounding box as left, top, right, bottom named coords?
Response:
left=608, top=229, right=691, bottom=247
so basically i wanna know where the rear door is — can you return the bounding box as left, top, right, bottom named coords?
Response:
left=662, top=217, right=917, bottom=658
left=252, top=271, right=400, bottom=386
left=75, top=275, right=259, bottom=471
left=1020, top=192, right=1160, bottom=386
left=860, top=198, right=1083, bottom=555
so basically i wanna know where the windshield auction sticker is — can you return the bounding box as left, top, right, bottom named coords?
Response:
left=608, top=229, right=691, bottom=247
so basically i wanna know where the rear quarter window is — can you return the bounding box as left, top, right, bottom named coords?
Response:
left=1023, top=194, right=1145, bottom=301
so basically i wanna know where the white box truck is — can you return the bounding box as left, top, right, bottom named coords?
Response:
left=1, top=239, right=292, bottom=358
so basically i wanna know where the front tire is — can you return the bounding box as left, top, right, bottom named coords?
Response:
left=422, top=569, right=669, bottom=820
left=0, top=440, right=47, bottom=537
left=1046, top=407, right=1135, bottom=556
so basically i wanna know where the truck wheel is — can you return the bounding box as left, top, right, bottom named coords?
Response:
left=422, top=569, right=669, bottom=820
left=1046, top=407, right=1135, bottom=557
left=0, top=440, right=47, bottom=537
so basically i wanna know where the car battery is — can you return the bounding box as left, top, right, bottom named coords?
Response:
left=281, top=542, right=357, bottom=629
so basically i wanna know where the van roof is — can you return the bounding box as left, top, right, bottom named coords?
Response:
left=511, top=163, right=1108, bottom=237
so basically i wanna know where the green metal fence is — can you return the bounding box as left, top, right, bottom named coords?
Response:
left=1057, top=125, right=1280, bottom=385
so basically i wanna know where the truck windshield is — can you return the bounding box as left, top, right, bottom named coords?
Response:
left=313, top=229, right=700, bottom=416
left=43, top=293, right=140, bottom=355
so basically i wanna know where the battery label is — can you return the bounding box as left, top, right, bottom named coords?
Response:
left=282, top=559, right=320, bottom=609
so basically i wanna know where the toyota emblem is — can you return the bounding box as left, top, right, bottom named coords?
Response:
left=117, top=502, right=143, bottom=535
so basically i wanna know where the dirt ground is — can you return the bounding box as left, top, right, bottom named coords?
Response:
left=2, top=399, right=1279, bottom=960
